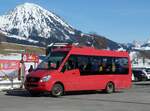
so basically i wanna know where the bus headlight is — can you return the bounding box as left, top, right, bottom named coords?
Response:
left=40, top=75, right=51, bottom=82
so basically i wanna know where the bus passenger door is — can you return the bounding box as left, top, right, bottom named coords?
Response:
left=63, top=69, right=81, bottom=91
left=61, top=54, right=81, bottom=91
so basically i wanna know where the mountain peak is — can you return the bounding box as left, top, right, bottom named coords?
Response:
left=20, top=2, right=39, bottom=7
left=15, top=2, right=46, bottom=12
left=0, top=2, right=75, bottom=39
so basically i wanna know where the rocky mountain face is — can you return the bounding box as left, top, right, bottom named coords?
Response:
left=0, top=2, right=120, bottom=49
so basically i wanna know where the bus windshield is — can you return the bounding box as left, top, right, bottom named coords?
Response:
left=37, top=51, right=68, bottom=70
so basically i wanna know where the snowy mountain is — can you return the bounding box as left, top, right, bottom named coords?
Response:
left=120, top=39, right=150, bottom=51
left=0, top=2, right=119, bottom=49
left=141, top=39, right=150, bottom=50
left=130, top=40, right=150, bottom=51
left=120, top=39, right=150, bottom=63
left=0, top=3, right=76, bottom=41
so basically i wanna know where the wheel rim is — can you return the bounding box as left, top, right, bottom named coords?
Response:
left=106, top=82, right=114, bottom=93
left=54, top=87, right=61, bottom=95
left=52, top=84, right=63, bottom=97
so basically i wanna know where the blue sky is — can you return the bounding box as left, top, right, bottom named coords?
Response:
left=0, top=0, right=150, bottom=43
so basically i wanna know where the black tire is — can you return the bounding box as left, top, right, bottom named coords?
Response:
left=29, top=91, right=41, bottom=97
left=51, top=84, right=64, bottom=97
left=105, top=82, right=115, bottom=94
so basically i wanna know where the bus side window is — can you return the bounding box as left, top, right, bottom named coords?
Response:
left=62, top=55, right=78, bottom=72
left=99, top=63, right=103, bottom=72
left=98, top=57, right=103, bottom=73
left=77, top=56, right=89, bottom=74
left=67, top=59, right=76, bottom=70
left=114, top=57, right=129, bottom=74
left=85, top=63, right=91, bottom=72
left=112, top=62, right=116, bottom=72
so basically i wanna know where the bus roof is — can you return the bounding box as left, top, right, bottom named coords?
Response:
left=51, top=45, right=129, bottom=57
left=69, top=46, right=129, bottom=58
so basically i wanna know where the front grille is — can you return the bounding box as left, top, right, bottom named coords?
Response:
left=26, top=77, right=40, bottom=82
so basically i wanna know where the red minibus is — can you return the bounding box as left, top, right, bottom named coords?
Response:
left=25, top=45, right=132, bottom=97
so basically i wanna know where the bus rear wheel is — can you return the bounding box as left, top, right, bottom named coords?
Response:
left=51, top=84, right=64, bottom=97
left=105, top=82, right=115, bottom=94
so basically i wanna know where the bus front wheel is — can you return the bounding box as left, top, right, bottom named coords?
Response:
left=51, top=83, right=64, bottom=97
left=105, top=82, right=115, bottom=94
